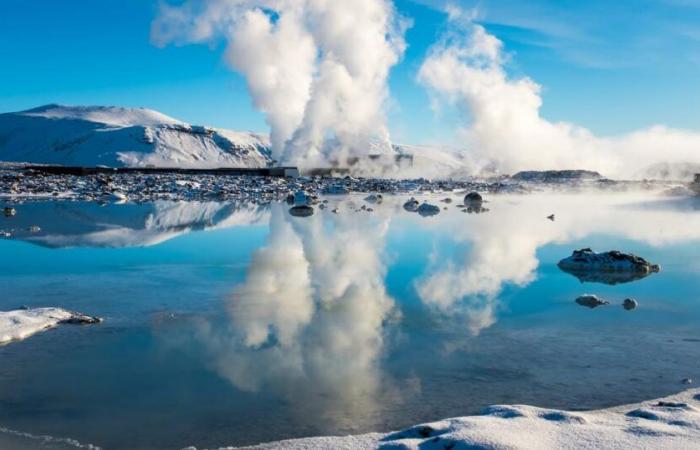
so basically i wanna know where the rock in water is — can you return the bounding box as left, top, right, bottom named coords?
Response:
left=3, top=207, right=16, bottom=217
left=364, top=194, right=383, bottom=204
left=292, top=190, right=309, bottom=206
left=417, top=203, right=440, bottom=217
left=558, top=248, right=660, bottom=285
left=576, top=295, right=610, bottom=309
left=623, top=298, right=638, bottom=311
left=403, top=198, right=420, bottom=212
left=289, top=205, right=314, bottom=217
left=464, top=192, right=483, bottom=207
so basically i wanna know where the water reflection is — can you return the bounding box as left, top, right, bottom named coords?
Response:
left=6, top=201, right=269, bottom=248
left=197, top=204, right=402, bottom=430
left=3, top=192, right=700, bottom=447
left=416, top=193, right=700, bottom=334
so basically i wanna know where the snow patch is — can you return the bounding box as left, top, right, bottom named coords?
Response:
left=0, top=307, right=102, bottom=344
left=216, top=388, right=700, bottom=449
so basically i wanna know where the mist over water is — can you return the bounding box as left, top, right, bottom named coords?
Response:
left=2, top=191, right=700, bottom=448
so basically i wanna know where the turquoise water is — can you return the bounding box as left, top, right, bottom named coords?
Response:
left=1, top=192, right=700, bottom=449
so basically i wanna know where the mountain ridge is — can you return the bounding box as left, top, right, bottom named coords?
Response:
left=0, top=104, right=272, bottom=168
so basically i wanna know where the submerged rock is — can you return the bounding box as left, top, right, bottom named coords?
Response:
left=576, top=294, right=610, bottom=309
left=623, top=298, right=638, bottom=311
left=3, top=207, right=16, bottom=217
left=403, top=198, right=420, bottom=212
left=289, top=205, right=314, bottom=217
left=417, top=202, right=440, bottom=217
left=558, top=249, right=660, bottom=285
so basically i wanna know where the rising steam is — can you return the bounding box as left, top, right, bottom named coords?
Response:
left=152, top=0, right=407, bottom=170
left=418, top=8, right=700, bottom=179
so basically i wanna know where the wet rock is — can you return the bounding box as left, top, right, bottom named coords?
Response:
left=623, top=298, right=638, bottom=310
left=512, top=170, right=602, bottom=182
left=61, top=313, right=103, bottom=325
left=364, top=194, right=383, bottom=204
left=3, top=207, right=16, bottom=217
left=467, top=206, right=489, bottom=214
left=464, top=192, right=483, bottom=207
left=417, top=203, right=440, bottom=217
left=29, top=225, right=41, bottom=233
left=289, top=205, right=314, bottom=217
left=558, top=249, right=660, bottom=285
left=441, top=198, right=453, bottom=204
left=403, top=198, right=420, bottom=212
left=289, top=190, right=309, bottom=206
left=576, top=294, right=610, bottom=309
left=682, top=378, right=693, bottom=385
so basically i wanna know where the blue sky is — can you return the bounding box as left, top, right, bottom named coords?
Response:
left=1, top=0, right=699, bottom=144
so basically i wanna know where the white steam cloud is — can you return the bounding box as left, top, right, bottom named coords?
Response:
left=418, top=9, right=700, bottom=179
left=152, top=0, right=407, bottom=169
left=197, top=205, right=403, bottom=428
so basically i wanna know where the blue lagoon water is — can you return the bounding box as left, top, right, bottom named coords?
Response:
left=1, top=192, right=700, bottom=449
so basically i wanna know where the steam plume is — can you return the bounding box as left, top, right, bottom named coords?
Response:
left=152, top=0, right=406, bottom=169
left=418, top=9, right=700, bottom=179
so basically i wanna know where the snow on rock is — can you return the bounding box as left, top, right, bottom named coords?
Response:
left=558, top=248, right=660, bottom=275
left=218, top=388, right=700, bottom=449
left=0, top=307, right=102, bottom=344
left=0, top=104, right=272, bottom=169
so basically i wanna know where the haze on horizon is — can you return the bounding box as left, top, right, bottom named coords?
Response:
left=2, top=0, right=700, bottom=177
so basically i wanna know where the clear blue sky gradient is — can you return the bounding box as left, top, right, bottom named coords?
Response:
left=1, top=0, right=699, bottom=144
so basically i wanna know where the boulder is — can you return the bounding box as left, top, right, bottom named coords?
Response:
left=576, top=295, right=610, bottom=309
left=558, top=249, right=660, bottom=285
left=403, top=198, right=420, bottom=212
left=417, top=203, right=440, bottom=217
left=289, top=205, right=314, bottom=217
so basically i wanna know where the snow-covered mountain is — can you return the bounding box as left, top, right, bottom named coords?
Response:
left=0, top=105, right=272, bottom=168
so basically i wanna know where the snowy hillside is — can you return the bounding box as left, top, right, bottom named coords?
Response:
left=0, top=105, right=272, bottom=168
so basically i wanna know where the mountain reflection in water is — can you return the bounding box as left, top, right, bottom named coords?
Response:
left=2, top=192, right=700, bottom=449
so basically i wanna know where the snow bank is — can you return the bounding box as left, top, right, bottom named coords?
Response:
left=221, top=388, right=700, bottom=449
left=0, top=308, right=101, bottom=344
left=0, top=104, right=271, bottom=169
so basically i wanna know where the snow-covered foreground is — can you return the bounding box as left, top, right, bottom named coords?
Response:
left=0, top=308, right=101, bottom=344
left=221, top=388, right=700, bottom=450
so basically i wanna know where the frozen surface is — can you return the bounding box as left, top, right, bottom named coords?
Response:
left=0, top=308, right=100, bottom=344
left=228, top=388, right=700, bottom=450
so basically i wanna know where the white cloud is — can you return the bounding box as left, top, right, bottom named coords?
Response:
left=152, top=0, right=407, bottom=169
left=418, top=12, right=700, bottom=178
